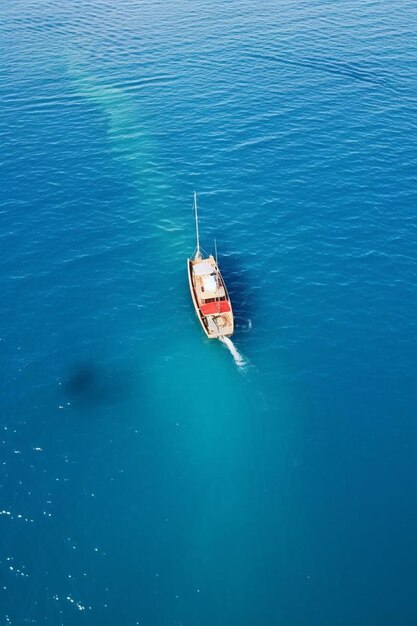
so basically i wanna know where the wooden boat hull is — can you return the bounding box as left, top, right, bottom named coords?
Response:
left=187, top=257, right=234, bottom=339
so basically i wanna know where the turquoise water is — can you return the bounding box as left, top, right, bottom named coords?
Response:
left=1, top=1, right=417, bottom=624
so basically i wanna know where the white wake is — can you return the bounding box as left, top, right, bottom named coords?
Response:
left=219, top=336, right=247, bottom=368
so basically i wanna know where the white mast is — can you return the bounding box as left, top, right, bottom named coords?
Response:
left=194, top=191, right=201, bottom=259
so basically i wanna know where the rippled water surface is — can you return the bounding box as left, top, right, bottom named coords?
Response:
left=1, top=1, right=417, bottom=624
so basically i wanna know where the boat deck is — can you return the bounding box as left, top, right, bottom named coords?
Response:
left=189, top=256, right=234, bottom=338
left=188, top=191, right=234, bottom=339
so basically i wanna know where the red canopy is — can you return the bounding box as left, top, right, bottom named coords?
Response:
left=200, top=300, right=231, bottom=316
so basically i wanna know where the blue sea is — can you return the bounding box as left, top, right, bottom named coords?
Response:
left=1, top=1, right=417, bottom=624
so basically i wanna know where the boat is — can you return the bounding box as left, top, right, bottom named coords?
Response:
left=187, top=192, right=234, bottom=339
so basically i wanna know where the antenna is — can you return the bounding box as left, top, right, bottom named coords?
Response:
left=193, top=191, right=201, bottom=259
left=214, top=237, right=218, bottom=265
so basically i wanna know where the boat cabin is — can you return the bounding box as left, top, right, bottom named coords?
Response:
left=188, top=255, right=233, bottom=338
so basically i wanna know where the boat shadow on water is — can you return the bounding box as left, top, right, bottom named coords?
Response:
left=218, top=253, right=255, bottom=336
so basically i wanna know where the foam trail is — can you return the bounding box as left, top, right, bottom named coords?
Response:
left=219, top=336, right=247, bottom=368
